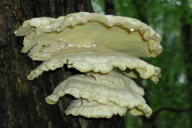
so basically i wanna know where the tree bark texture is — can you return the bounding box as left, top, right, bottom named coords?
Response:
left=180, top=0, right=192, bottom=126
left=104, top=0, right=114, bottom=15
left=0, top=0, right=126, bottom=128
left=180, top=1, right=192, bottom=126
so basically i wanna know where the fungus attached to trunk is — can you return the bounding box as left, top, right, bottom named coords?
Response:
left=15, top=12, right=162, bottom=119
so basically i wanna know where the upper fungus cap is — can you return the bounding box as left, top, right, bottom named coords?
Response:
left=15, top=12, right=162, bottom=58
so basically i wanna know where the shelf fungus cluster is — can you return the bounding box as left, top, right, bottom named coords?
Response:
left=15, top=12, right=162, bottom=118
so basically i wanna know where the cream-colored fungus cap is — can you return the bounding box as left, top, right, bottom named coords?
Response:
left=27, top=46, right=161, bottom=83
left=45, top=70, right=152, bottom=118
left=65, top=99, right=127, bottom=118
left=14, top=12, right=162, bottom=58
left=89, top=70, right=144, bottom=96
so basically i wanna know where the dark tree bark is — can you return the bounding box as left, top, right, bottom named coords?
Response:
left=0, top=0, right=126, bottom=128
left=180, top=0, right=192, bottom=126
left=104, top=0, right=114, bottom=15
left=131, top=0, right=148, bottom=24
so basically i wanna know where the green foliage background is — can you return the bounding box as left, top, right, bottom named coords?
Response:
left=91, top=0, right=192, bottom=128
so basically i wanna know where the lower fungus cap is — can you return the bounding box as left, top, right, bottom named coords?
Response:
left=65, top=99, right=128, bottom=118
left=45, top=70, right=152, bottom=118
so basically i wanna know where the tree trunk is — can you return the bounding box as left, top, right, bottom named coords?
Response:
left=0, top=0, right=126, bottom=127
left=180, top=1, right=192, bottom=127
left=104, top=0, right=114, bottom=15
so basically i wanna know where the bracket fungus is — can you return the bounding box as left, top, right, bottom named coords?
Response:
left=45, top=71, right=152, bottom=118
left=15, top=12, right=162, bottom=119
left=65, top=99, right=128, bottom=118
left=27, top=46, right=161, bottom=83
left=15, top=12, right=162, bottom=59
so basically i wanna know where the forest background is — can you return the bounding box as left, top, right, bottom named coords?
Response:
left=0, top=0, right=191, bottom=128
left=91, top=0, right=192, bottom=128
